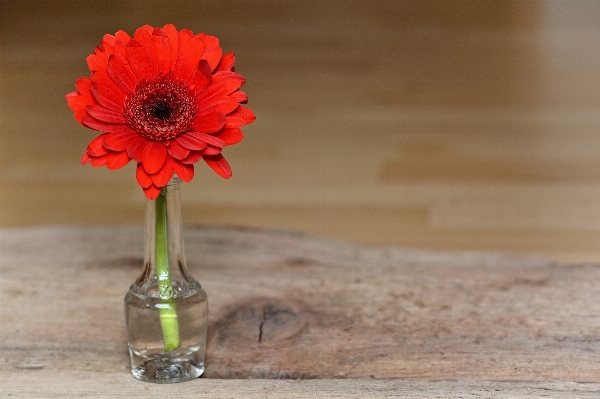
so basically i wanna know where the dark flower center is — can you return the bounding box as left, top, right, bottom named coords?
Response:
left=124, top=73, right=197, bottom=141
left=148, top=100, right=174, bottom=120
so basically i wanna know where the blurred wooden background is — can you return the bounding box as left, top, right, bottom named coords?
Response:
left=1, top=0, right=600, bottom=264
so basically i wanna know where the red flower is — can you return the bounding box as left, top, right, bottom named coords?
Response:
left=66, top=25, right=255, bottom=199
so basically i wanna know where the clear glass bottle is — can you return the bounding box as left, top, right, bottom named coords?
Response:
left=124, top=176, right=208, bottom=383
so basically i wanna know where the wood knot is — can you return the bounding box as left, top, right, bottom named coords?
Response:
left=210, top=298, right=307, bottom=346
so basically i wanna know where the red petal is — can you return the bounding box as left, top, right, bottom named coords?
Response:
left=174, top=134, right=208, bottom=151
left=225, top=106, right=256, bottom=128
left=151, top=158, right=174, bottom=187
left=230, top=89, right=248, bottom=104
left=106, top=151, right=131, bottom=170
left=198, top=97, right=239, bottom=116
left=215, top=127, right=244, bottom=145
left=114, top=30, right=132, bottom=45
left=67, top=79, right=97, bottom=120
left=198, top=59, right=212, bottom=79
left=87, top=134, right=109, bottom=157
left=187, top=132, right=225, bottom=148
left=87, top=54, right=103, bottom=72
left=198, top=33, right=222, bottom=71
left=181, top=151, right=203, bottom=164
left=172, top=159, right=194, bottom=181
left=196, top=72, right=245, bottom=112
left=167, top=140, right=190, bottom=160
left=75, top=77, right=93, bottom=96
left=188, top=62, right=211, bottom=95
left=203, top=146, right=222, bottom=156
left=143, top=184, right=162, bottom=200
left=107, top=54, right=138, bottom=93
left=192, top=112, right=226, bottom=133
left=81, top=152, right=92, bottom=165
left=66, top=91, right=86, bottom=113
left=141, top=141, right=167, bottom=174
left=152, top=28, right=171, bottom=75
left=162, top=24, right=179, bottom=71
left=81, top=115, right=127, bottom=133
left=140, top=25, right=154, bottom=35
left=86, top=48, right=108, bottom=72
left=126, top=39, right=152, bottom=79
left=203, top=154, right=232, bottom=178
left=91, top=70, right=126, bottom=111
left=128, top=138, right=149, bottom=162
left=136, top=163, right=153, bottom=188
left=86, top=105, right=126, bottom=124
left=133, top=26, right=159, bottom=77
left=174, top=32, right=205, bottom=81
left=67, top=94, right=91, bottom=117
left=212, top=71, right=245, bottom=95
left=217, top=52, right=235, bottom=72
left=103, top=129, right=138, bottom=151
left=67, top=89, right=96, bottom=123
left=74, top=108, right=88, bottom=124
left=100, top=34, right=116, bottom=54
left=90, top=155, right=108, bottom=167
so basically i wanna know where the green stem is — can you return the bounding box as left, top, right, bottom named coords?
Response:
left=155, top=189, right=181, bottom=352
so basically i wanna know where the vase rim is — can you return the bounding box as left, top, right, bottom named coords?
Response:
left=168, top=174, right=182, bottom=186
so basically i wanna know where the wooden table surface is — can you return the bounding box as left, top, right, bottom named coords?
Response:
left=1, top=226, right=599, bottom=397
left=2, top=1, right=600, bottom=264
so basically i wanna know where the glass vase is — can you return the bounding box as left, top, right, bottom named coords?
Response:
left=124, top=176, right=208, bottom=383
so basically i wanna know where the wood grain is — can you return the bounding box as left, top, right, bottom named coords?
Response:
left=1, top=1, right=600, bottom=264
left=1, top=227, right=599, bottom=397
left=3, top=372, right=600, bottom=399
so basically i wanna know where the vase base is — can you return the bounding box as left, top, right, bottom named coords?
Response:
left=131, top=358, right=204, bottom=383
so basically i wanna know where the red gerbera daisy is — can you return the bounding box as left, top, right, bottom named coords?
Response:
left=66, top=24, right=255, bottom=199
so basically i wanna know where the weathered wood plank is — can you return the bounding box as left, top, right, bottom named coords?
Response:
left=2, top=371, right=600, bottom=399
left=1, top=227, right=600, bottom=393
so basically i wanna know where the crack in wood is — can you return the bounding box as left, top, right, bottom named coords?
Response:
left=258, top=310, right=267, bottom=343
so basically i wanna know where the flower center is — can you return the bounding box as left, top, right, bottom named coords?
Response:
left=124, top=73, right=197, bottom=141
left=148, top=100, right=173, bottom=120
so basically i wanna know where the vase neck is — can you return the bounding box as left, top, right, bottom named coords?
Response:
left=140, top=178, right=189, bottom=285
